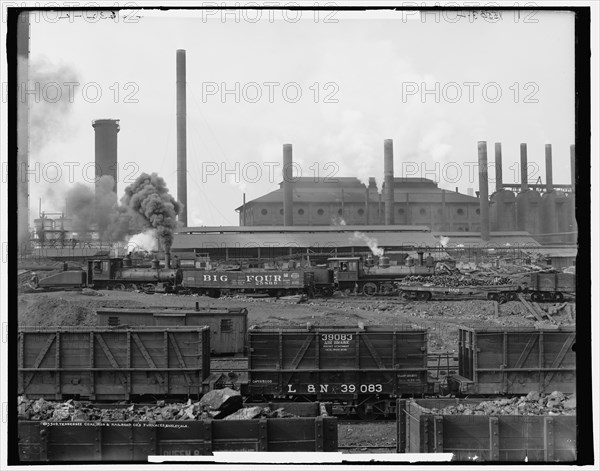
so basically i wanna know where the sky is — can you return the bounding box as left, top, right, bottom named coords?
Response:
left=23, top=7, right=575, bottom=227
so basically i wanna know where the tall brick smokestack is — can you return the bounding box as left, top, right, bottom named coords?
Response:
left=384, top=139, right=394, bottom=225
left=17, top=12, right=30, bottom=252
left=545, top=144, right=553, bottom=192
left=495, top=142, right=503, bottom=193
left=283, top=144, right=293, bottom=226
left=176, top=49, right=188, bottom=227
left=478, top=141, right=490, bottom=242
left=520, top=143, right=528, bottom=192
left=92, top=119, right=119, bottom=194
left=570, top=144, right=575, bottom=191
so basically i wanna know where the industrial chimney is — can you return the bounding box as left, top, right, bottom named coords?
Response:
left=384, top=139, right=394, bottom=225
left=17, top=12, right=30, bottom=252
left=283, top=144, right=294, bottom=226
left=545, top=144, right=553, bottom=192
left=570, top=144, right=576, bottom=191
left=176, top=49, right=188, bottom=227
left=477, top=141, right=490, bottom=241
left=92, top=119, right=120, bottom=194
left=520, top=143, right=528, bottom=192
left=495, top=142, right=503, bottom=193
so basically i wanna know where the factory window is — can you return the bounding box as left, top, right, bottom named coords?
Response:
left=338, top=209, right=343, bottom=215
left=298, top=208, right=305, bottom=215
left=456, top=208, right=464, bottom=215
left=317, top=208, right=324, bottom=216
left=398, top=208, right=405, bottom=215
left=261, top=209, right=268, bottom=216
left=280, top=209, right=284, bottom=215
left=476, top=208, right=480, bottom=215
left=419, top=208, right=426, bottom=216
left=358, top=208, right=365, bottom=216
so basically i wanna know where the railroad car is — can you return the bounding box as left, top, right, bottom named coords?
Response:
left=18, top=326, right=211, bottom=400
left=180, top=269, right=315, bottom=298
left=398, top=284, right=521, bottom=303
left=96, top=305, right=248, bottom=355
left=519, top=272, right=576, bottom=302
left=35, top=258, right=182, bottom=292
left=244, top=325, right=431, bottom=419
left=448, top=327, right=576, bottom=395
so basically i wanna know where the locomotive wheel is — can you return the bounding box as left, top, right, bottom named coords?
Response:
left=399, top=290, right=409, bottom=300
left=380, top=282, right=395, bottom=296
left=113, top=283, right=126, bottom=291
left=362, top=283, right=378, bottom=296
left=128, top=283, right=138, bottom=291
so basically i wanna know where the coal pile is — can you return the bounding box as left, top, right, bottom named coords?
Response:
left=398, top=274, right=512, bottom=287
left=421, top=391, right=575, bottom=417
left=17, top=391, right=300, bottom=422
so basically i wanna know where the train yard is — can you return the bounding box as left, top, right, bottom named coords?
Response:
left=16, top=277, right=577, bottom=461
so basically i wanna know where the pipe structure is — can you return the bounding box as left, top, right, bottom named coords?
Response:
left=494, top=142, right=503, bottom=193
left=570, top=144, right=576, bottom=191
left=478, top=141, right=490, bottom=242
left=383, top=139, right=395, bottom=225
left=283, top=144, right=294, bottom=226
left=545, top=144, right=553, bottom=192
left=520, top=143, right=528, bottom=192
left=176, top=49, right=188, bottom=227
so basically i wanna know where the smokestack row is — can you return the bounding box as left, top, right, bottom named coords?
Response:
left=176, top=49, right=188, bottom=227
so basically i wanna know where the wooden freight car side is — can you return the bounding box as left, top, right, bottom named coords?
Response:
left=181, top=270, right=309, bottom=289
left=247, top=326, right=429, bottom=399
left=96, top=307, right=248, bottom=356
left=398, top=399, right=576, bottom=461
left=18, top=327, right=211, bottom=400
left=452, top=328, right=576, bottom=395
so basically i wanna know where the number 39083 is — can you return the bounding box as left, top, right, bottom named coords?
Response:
left=340, top=384, right=382, bottom=393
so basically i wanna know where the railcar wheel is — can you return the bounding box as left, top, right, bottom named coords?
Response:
left=380, top=282, right=395, bottom=296
left=399, top=290, right=409, bottom=300
left=362, top=283, right=378, bottom=296
left=417, top=291, right=431, bottom=301
left=530, top=293, right=540, bottom=302
left=497, top=294, right=507, bottom=304
left=554, top=292, right=564, bottom=302
left=487, top=293, right=498, bottom=301
left=507, top=292, right=518, bottom=301
left=355, top=403, right=377, bottom=420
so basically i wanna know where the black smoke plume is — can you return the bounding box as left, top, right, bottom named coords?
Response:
left=117, top=173, right=182, bottom=251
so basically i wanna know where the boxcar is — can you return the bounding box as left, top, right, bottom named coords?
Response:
left=96, top=306, right=247, bottom=356
left=18, top=403, right=337, bottom=461
left=246, top=325, right=430, bottom=419
left=18, top=326, right=211, bottom=400
left=525, top=272, right=576, bottom=301
left=449, top=327, right=576, bottom=395
left=397, top=398, right=576, bottom=461
left=180, top=269, right=314, bottom=297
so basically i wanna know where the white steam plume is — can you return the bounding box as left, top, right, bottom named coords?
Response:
left=352, top=231, right=384, bottom=257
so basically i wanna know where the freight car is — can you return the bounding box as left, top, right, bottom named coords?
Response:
left=244, top=325, right=432, bottom=419
left=398, top=284, right=521, bottom=303
left=18, top=326, right=211, bottom=400
left=96, top=305, right=248, bottom=356
left=34, top=258, right=182, bottom=292
left=449, top=327, right=576, bottom=395
left=180, top=269, right=315, bottom=298
left=518, top=272, right=576, bottom=302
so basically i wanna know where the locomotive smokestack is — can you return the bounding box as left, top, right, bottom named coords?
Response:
left=520, top=143, right=528, bottom=192
left=165, top=252, right=171, bottom=269
left=545, top=144, right=553, bottom=192
left=384, top=139, right=394, bottom=225
left=478, top=141, right=490, bottom=242
left=494, top=142, right=503, bottom=193
left=176, top=49, right=188, bottom=227
left=283, top=144, right=294, bottom=226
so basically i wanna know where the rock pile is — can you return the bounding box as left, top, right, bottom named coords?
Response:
left=17, top=389, right=301, bottom=422
left=398, top=274, right=512, bottom=288
left=421, top=391, right=575, bottom=417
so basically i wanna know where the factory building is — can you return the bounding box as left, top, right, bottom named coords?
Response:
left=236, top=177, right=482, bottom=232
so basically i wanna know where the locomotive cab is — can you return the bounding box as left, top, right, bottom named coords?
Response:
left=327, top=257, right=363, bottom=284
left=87, top=258, right=122, bottom=286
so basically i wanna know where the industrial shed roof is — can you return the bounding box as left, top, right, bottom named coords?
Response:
left=172, top=228, right=440, bottom=250
left=433, top=232, right=542, bottom=248
left=179, top=225, right=432, bottom=234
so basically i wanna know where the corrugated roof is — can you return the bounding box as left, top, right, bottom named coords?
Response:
left=179, top=225, right=432, bottom=234
left=172, top=229, right=439, bottom=250
left=433, top=232, right=542, bottom=248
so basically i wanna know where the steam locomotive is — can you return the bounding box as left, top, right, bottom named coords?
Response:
left=34, top=257, right=182, bottom=292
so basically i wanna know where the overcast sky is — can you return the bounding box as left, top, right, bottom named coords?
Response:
left=25, top=8, right=575, bottom=226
